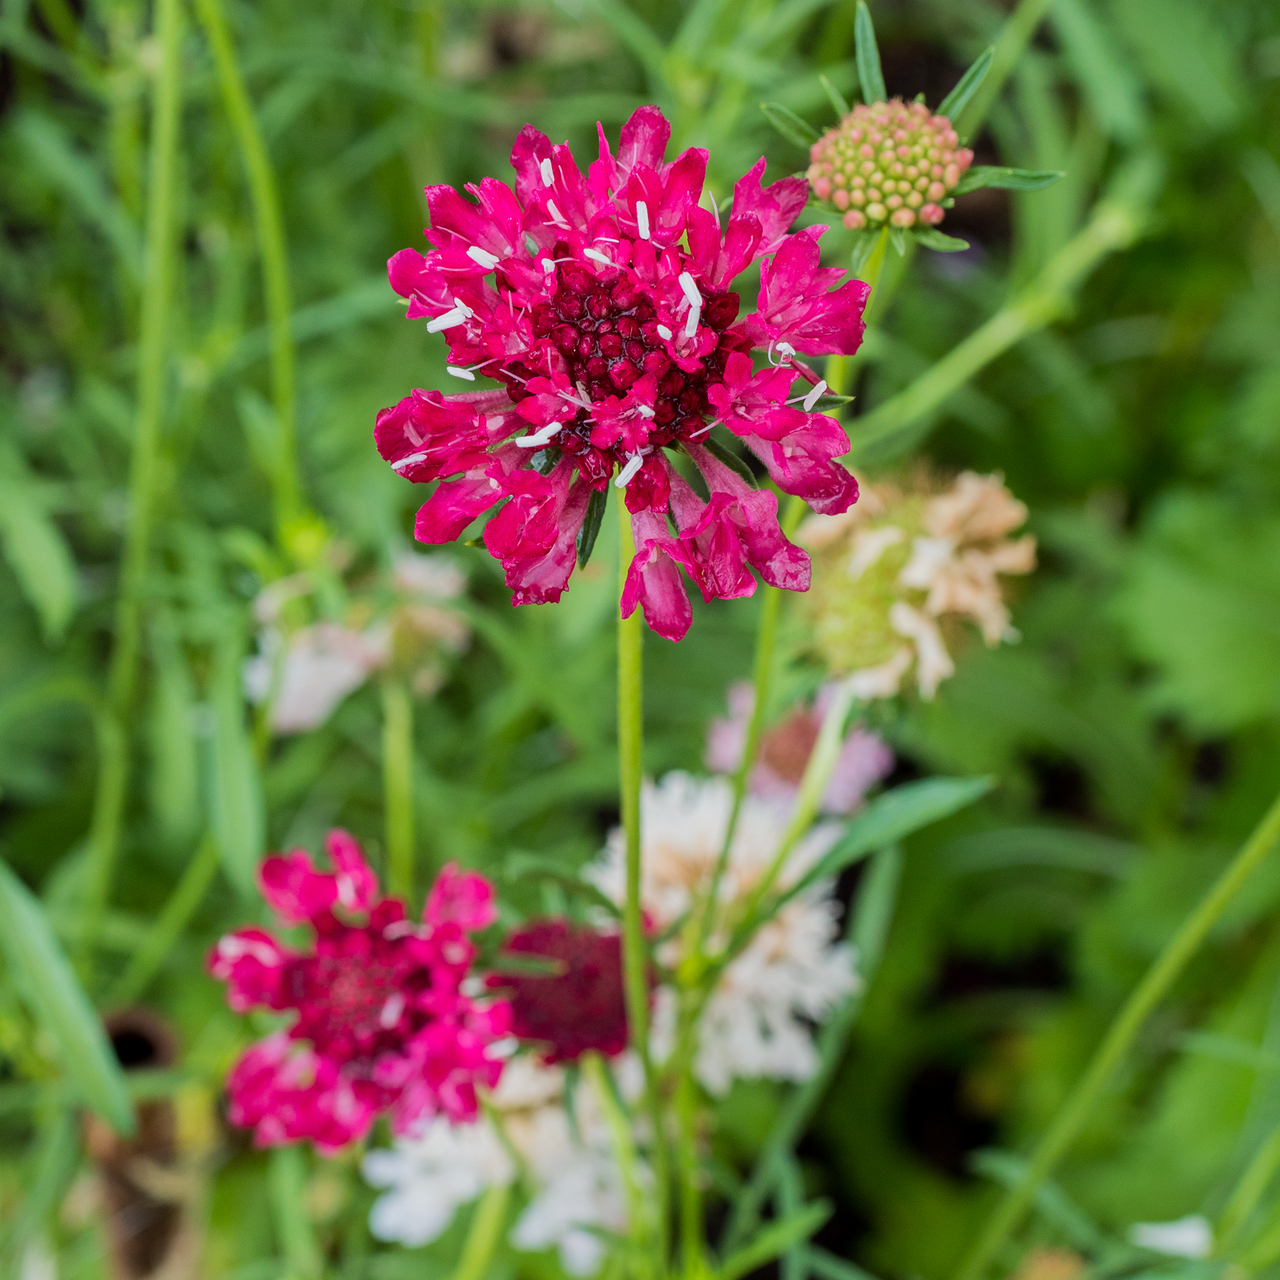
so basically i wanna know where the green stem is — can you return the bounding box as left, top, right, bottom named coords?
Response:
left=617, top=494, right=671, bottom=1267
left=92, top=0, right=182, bottom=937
left=1218, top=1117, right=1280, bottom=1252
left=827, top=228, right=891, bottom=396
left=850, top=160, right=1156, bottom=462
left=269, top=1146, right=321, bottom=1280
left=956, top=788, right=1280, bottom=1280
left=381, top=674, right=416, bottom=903
left=674, top=998, right=705, bottom=1275
left=194, top=0, right=304, bottom=549
left=108, top=832, right=220, bottom=1007
left=448, top=1184, right=511, bottom=1280
left=582, top=1051, right=645, bottom=1243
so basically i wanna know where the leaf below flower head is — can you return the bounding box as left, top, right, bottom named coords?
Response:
left=954, top=166, right=1065, bottom=195
left=699, top=435, right=758, bottom=487
left=854, top=1, right=886, bottom=104
left=576, top=487, right=608, bottom=569
left=818, top=73, right=851, bottom=119
left=914, top=226, right=971, bottom=252
left=759, top=101, right=820, bottom=149
left=850, top=228, right=885, bottom=276
left=937, top=46, right=994, bottom=124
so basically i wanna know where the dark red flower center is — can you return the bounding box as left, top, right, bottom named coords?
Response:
left=488, top=918, right=629, bottom=1064
left=496, top=250, right=749, bottom=488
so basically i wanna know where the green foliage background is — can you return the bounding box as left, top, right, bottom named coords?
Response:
left=3, top=0, right=1280, bottom=1277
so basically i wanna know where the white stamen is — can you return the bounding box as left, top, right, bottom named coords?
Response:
left=547, top=199, right=569, bottom=227
left=803, top=379, right=828, bottom=411
left=466, top=245, right=500, bottom=269
left=684, top=304, right=701, bottom=338
left=635, top=405, right=655, bottom=418
left=454, top=298, right=475, bottom=319
left=636, top=201, right=651, bottom=240
left=677, top=271, right=702, bottom=310
left=379, top=993, right=405, bottom=1028
left=540, top=158, right=554, bottom=187
left=514, top=421, right=563, bottom=448
left=392, top=450, right=430, bottom=472
left=656, top=324, right=673, bottom=341
left=426, top=306, right=467, bottom=333
left=447, top=365, right=476, bottom=381
left=615, top=454, right=645, bottom=488
left=777, top=341, right=797, bottom=358
left=541, top=258, right=555, bottom=274
left=583, top=247, right=612, bottom=267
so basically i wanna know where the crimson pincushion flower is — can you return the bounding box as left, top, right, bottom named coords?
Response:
left=208, top=829, right=512, bottom=1154
left=488, top=919, right=629, bottom=1064
left=375, top=106, right=869, bottom=642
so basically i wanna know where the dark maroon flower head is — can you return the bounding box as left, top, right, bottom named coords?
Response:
left=208, top=830, right=512, bottom=1154
left=376, top=105, right=869, bottom=641
left=488, top=919, right=629, bottom=1064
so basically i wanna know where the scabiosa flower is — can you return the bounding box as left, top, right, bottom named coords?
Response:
left=364, top=1055, right=637, bottom=1277
left=376, top=106, right=869, bottom=641
left=798, top=471, right=1036, bottom=699
left=588, top=773, right=857, bottom=1095
left=705, top=680, right=894, bottom=813
left=488, top=919, right=629, bottom=1064
left=808, top=99, right=973, bottom=231
left=208, top=830, right=511, bottom=1154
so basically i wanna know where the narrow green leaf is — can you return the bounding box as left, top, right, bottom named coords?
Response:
left=888, top=226, right=910, bottom=255
left=954, top=166, right=1064, bottom=194
left=801, top=1246, right=883, bottom=1280
left=970, top=1150, right=1106, bottom=1251
left=701, top=435, right=758, bottom=486
left=914, top=226, right=971, bottom=252
left=849, top=228, right=883, bottom=275
left=936, top=47, right=994, bottom=122
left=0, top=451, right=78, bottom=643
left=148, top=616, right=201, bottom=852
left=719, top=1202, right=832, bottom=1280
left=209, top=634, right=264, bottom=896
left=577, top=486, right=608, bottom=569
left=0, top=861, right=134, bottom=1135
left=779, top=777, right=993, bottom=907
left=818, top=73, right=850, bottom=119
left=854, top=2, right=886, bottom=104
left=760, top=101, right=820, bottom=149
left=532, top=445, right=563, bottom=476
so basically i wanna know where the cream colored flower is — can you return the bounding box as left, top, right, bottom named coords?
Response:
left=799, top=470, right=1035, bottom=700
left=589, top=773, right=858, bottom=1095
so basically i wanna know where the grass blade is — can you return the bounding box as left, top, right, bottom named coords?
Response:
left=0, top=861, right=134, bottom=1135
left=937, top=47, right=994, bottom=121
left=854, top=2, right=885, bottom=104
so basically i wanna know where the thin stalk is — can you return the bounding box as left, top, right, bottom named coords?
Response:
left=109, top=833, right=220, bottom=1006
left=269, top=1146, right=321, bottom=1280
left=194, top=0, right=304, bottom=546
left=956, top=788, right=1280, bottom=1280
left=582, top=1051, right=645, bottom=1244
left=92, top=0, right=182, bottom=936
left=827, top=227, right=891, bottom=396
left=1218, top=1117, right=1280, bottom=1251
left=448, top=1184, right=511, bottom=1280
left=381, top=674, right=416, bottom=903
left=617, top=495, right=671, bottom=1265
left=956, top=0, right=1058, bottom=140
left=850, top=161, right=1155, bottom=461
left=673, top=998, right=705, bottom=1275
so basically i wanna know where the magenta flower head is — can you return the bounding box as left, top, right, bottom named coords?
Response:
left=208, top=829, right=512, bottom=1154
left=375, top=106, right=869, bottom=641
left=487, top=919, right=629, bottom=1064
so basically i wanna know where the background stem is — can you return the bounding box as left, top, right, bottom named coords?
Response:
left=956, top=788, right=1280, bottom=1280
left=381, top=674, right=416, bottom=903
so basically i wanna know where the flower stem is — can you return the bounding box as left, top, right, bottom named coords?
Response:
left=381, top=674, right=416, bottom=903
left=673, top=999, right=706, bottom=1278
left=617, top=496, right=671, bottom=1267
left=194, top=0, right=306, bottom=551
left=448, top=1184, right=511, bottom=1280
left=955, top=787, right=1280, bottom=1280
left=109, top=832, right=220, bottom=1006
left=89, top=0, right=182, bottom=943
left=1218, top=1117, right=1280, bottom=1252
left=582, top=1051, right=645, bottom=1244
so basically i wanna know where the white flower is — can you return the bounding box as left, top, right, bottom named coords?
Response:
left=363, top=1056, right=634, bottom=1277
left=392, top=550, right=466, bottom=600
left=1128, top=1215, right=1212, bottom=1259
left=243, top=622, right=388, bottom=734
left=589, top=773, right=859, bottom=1095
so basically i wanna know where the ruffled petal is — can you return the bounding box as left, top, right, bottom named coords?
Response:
left=621, top=510, right=693, bottom=641
left=259, top=850, right=338, bottom=924
left=414, top=469, right=505, bottom=544
left=424, top=862, right=499, bottom=932
left=506, top=475, right=593, bottom=605
left=732, top=157, right=810, bottom=253
left=207, top=928, right=291, bottom=1012
left=326, top=828, right=380, bottom=913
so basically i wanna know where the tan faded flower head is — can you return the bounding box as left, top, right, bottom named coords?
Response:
left=798, top=471, right=1036, bottom=700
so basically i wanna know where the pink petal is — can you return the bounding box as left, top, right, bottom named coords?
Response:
left=506, top=475, right=593, bottom=606
left=622, top=511, right=694, bottom=641
left=207, top=927, right=290, bottom=1012
left=617, top=105, right=672, bottom=177
left=732, top=157, right=809, bottom=252
left=414, top=468, right=505, bottom=544
left=424, top=862, right=498, bottom=932
left=259, top=851, right=338, bottom=924
left=325, top=828, right=380, bottom=913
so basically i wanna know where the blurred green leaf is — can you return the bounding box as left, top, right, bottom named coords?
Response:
left=819, top=73, right=850, bottom=119
left=937, top=47, right=994, bottom=123
left=953, top=166, right=1064, bottom=194
left=577, top=487, right=608, bottom=570
left=760, top=101, right=820, bottom=148
left=209, top=634, right=264, bottom=896
left=1051, top=0, right=1148, bottom=142
left=853, top=1, right=885, bottom=104
left=719, top=1202, right=832, bottom=1280
left=913, top=227, right=971, bottom=252
left=0, top=861, right=134, bottom=1135
left=0, top=449, right=77, bottom=643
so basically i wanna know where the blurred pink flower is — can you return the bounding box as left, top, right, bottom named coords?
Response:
left=705, top=681, right=893, bottom=814
left=208, top=830, right=510, bottom=1154
left=375, top=105, right=869, bottom=640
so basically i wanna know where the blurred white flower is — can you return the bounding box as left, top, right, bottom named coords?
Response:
left=244, top=622, right=388, bottom=734
left=363, top=1056, right=633, bottom=1276
left=1128, top=1216, right=1212, bottom=1259
left=590, top=773, right=858, bottom=1095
